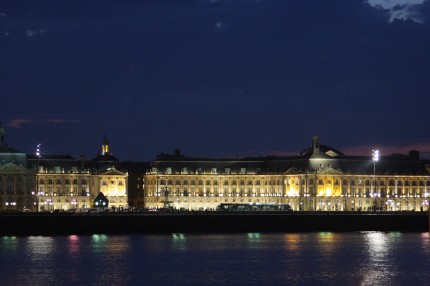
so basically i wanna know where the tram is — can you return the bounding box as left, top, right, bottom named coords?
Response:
left=216, top=203, right=293, bottom=212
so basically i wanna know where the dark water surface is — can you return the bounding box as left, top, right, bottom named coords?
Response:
left=1, top=232, right=429, bottom=285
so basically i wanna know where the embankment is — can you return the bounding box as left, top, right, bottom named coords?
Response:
left=0, top=212, right=428, bottom=236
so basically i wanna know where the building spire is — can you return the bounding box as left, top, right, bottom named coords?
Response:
left=102, top=133, right=110, bottom=155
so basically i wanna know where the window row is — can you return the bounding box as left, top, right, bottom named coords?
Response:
left=39, top=178, right=88, bottom=185
left=157, top=179, right=281, bottom=186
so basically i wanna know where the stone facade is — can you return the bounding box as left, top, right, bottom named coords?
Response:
left=36, top=168, right=128, bottom=211
left=0, top=163, right=36, bottom=211
left=144, top=137, right=430, bottom=211
left=0, top=125, right=36, bottom=211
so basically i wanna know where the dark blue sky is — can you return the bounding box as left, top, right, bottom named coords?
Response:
left=1, top=0, right=430, bottom=161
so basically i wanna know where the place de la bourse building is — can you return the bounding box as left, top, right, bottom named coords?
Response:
left=1, top=122, right=430, bottom=212
left=145, top=136, right=430, bottom=212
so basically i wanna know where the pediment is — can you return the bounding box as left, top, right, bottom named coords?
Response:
left=283, top=168, right=298, bottom=175
left=319, top=167, right=343, bottom=175
left=100, top=168, right=127, bottom=176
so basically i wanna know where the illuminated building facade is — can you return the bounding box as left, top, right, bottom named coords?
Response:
left=92, top=168, right=128, bottom=209
left=32, top=167, right=128, bottom=211
left=28, top=136, right=128, bottom=211
left=0, top=124, right=36, bottom=211
left=144, top=137, right=430, bottom=211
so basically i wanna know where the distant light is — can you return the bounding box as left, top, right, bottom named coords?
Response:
left=36, top=143, right=42, bottom=158
left=372, top=149, right=379, bottom=162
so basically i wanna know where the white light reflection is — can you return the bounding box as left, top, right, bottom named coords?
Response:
left=362, top=232, right=395, bottom=285
left=26, top=236, right=54, bottom=256
left=420, top=232, right=430, bottom=249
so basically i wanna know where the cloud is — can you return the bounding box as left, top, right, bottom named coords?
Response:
left=368, top=0, right=426, bottom=7
left=25, top=29, right=46, bottom=37
left=5, top=119, right=37, bottom=128
left=6, top=118, right=79, bottom=128
left=214, top=21, right=225, bottom=30
left=367, top=0, right=426, bottom=22
left=45, top=119, right=80, bottom=124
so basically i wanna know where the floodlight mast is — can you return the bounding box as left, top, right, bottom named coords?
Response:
left=371, top=149, right=379, bottom=207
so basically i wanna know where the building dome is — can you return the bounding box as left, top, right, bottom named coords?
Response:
left=298, top=144, right=344, bottom=157
left=298, top=136, right=344, bottom=158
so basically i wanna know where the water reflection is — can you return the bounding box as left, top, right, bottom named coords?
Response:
left=1, top=236, right=18, bottom=253
left=91, top=234, right=107, bottom=253
left=171, top=233, right=186, bottom=251
left=247, top=232, right=261, bottom=248
left=421, top=232, right=430, bottom=248
left=89, top=235, right=132, bottom=285
left=361, top=232, right=394, bottom=285
left=23, top=237, right=57, bottom=285
left=282, top=233, right=300, bottom=251
left=0, top=233, right=429, bottom=285
left=317, top=232, right=336, bottom=254
left=90, top=235, right=131, bottom=255
left=27, top=236, right=55, bottom=257
left=247, top=232, right=260, bottom=240
left=67, top=235, right=80, bottom=256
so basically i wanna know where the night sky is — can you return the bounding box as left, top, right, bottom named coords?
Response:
left=2, top=0, right=430, bottom=161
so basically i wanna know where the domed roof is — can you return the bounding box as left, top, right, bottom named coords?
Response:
left=299, top=144, right=344, bottom=157
left=298, top=136, right=345, bottom=158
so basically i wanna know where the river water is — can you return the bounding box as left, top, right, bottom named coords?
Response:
left=1, top=232, right=429, bottom=285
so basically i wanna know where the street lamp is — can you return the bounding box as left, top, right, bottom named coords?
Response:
left=372, top=149, right=379, bottom=210
left=35, top=143, right=42, bottom=211
left=155, top=175, right=159, bottom=210
left=36, top=143, right=41, bottom=158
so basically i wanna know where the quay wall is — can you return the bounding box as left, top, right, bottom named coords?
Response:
left=0, top=212, right=428, bottom=236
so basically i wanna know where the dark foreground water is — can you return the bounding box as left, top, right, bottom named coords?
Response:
left=1, top=232, right=429, bottom=286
